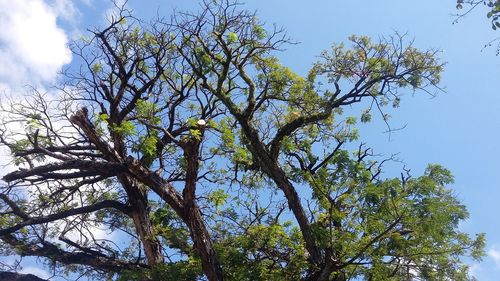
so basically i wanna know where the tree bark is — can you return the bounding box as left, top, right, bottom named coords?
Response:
left=120, top=175, right=165, bottom=266
left=181, top=135, right=224, bottom=281
left=238, top=121, right=324, bottom=266
left=1, top=234, right=147, bottom=272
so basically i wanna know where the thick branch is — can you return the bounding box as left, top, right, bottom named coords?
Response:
left=124, top=156, right=184, bottom=216
left=69, top=108, right=121, bottom=161
left=180, top=128, right=224, bottom=281
left=238, top=120, right=324, bottom=266
left=118, top=175, right=164, bottom=266
left=0, top=200, right=130, bottom=236
left=269, top=112, right=331, bottom=160
left=2, top=160, right=125, bottom=182
left=1, top=234, right=147, bottom=272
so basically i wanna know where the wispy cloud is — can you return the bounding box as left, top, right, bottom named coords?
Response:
left=51, top=0, right=81, bottom=23
left=469, top=263, right=481, bottom=278
left=488, top=246, right=500, bottom=268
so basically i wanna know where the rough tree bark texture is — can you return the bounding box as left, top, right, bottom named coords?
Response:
left=180, top=126, right=224, bottom=281
left=119, top=175, right=164, bottom=266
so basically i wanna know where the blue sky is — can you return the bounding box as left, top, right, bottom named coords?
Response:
left=0, top=0, right=499, bottom=279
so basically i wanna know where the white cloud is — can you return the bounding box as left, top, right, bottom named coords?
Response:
left=488, top=246, right=500, bottom=268
left=19, top=266, right=50, bottom=279
left=0, top=0, right=72, bottom=88
left=62, top=213, right=117, bottom=243
left=0, top=0, right=121, bottom=272
left=51, top=0, right=80, bottom=23
left=0, top=145, right=16, bottom=178
left=469, top=263, right=481, bottom=278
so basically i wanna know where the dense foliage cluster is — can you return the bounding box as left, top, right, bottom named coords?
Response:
left=0, top=1, right=484, bottom=280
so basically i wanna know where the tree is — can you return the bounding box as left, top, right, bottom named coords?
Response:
left=456, top=0, right=500, bottom=29
left=0, top=1, right=484, bottom=280
left=455, top=0, right=500, bottom=52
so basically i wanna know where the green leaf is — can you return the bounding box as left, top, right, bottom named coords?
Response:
left=208, top=189, right=229, bottom=211
left=360, top=110, right=372, bottom=123
left=91, top=63, right=103, bottom=73
left=110, top=120, right=136, bottom=136
left=253, top=24, right=266, bottom=40
left=227, top=32, right=238, bottom=44
left=346, top=116, right=357, bottom=125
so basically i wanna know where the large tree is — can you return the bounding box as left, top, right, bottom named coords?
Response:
left=0, top=1, right=484, bottom=280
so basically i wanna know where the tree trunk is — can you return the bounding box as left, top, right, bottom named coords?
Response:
left=120, top=175, right=164, bottom=266
left=185, top=204, right=224, bottom=281
left=181, top=134, right=224, bottom=281
left=238, top=121, right=324, bottom=266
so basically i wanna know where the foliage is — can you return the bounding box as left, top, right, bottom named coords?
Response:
left=0, top=1, right=484, bottom=280
left=455, top=0, right=500, bottom=53
left=457, top=0, right=500, bottom=29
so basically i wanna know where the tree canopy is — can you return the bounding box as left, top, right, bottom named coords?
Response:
left=0, top=1, right=484, bottom=280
